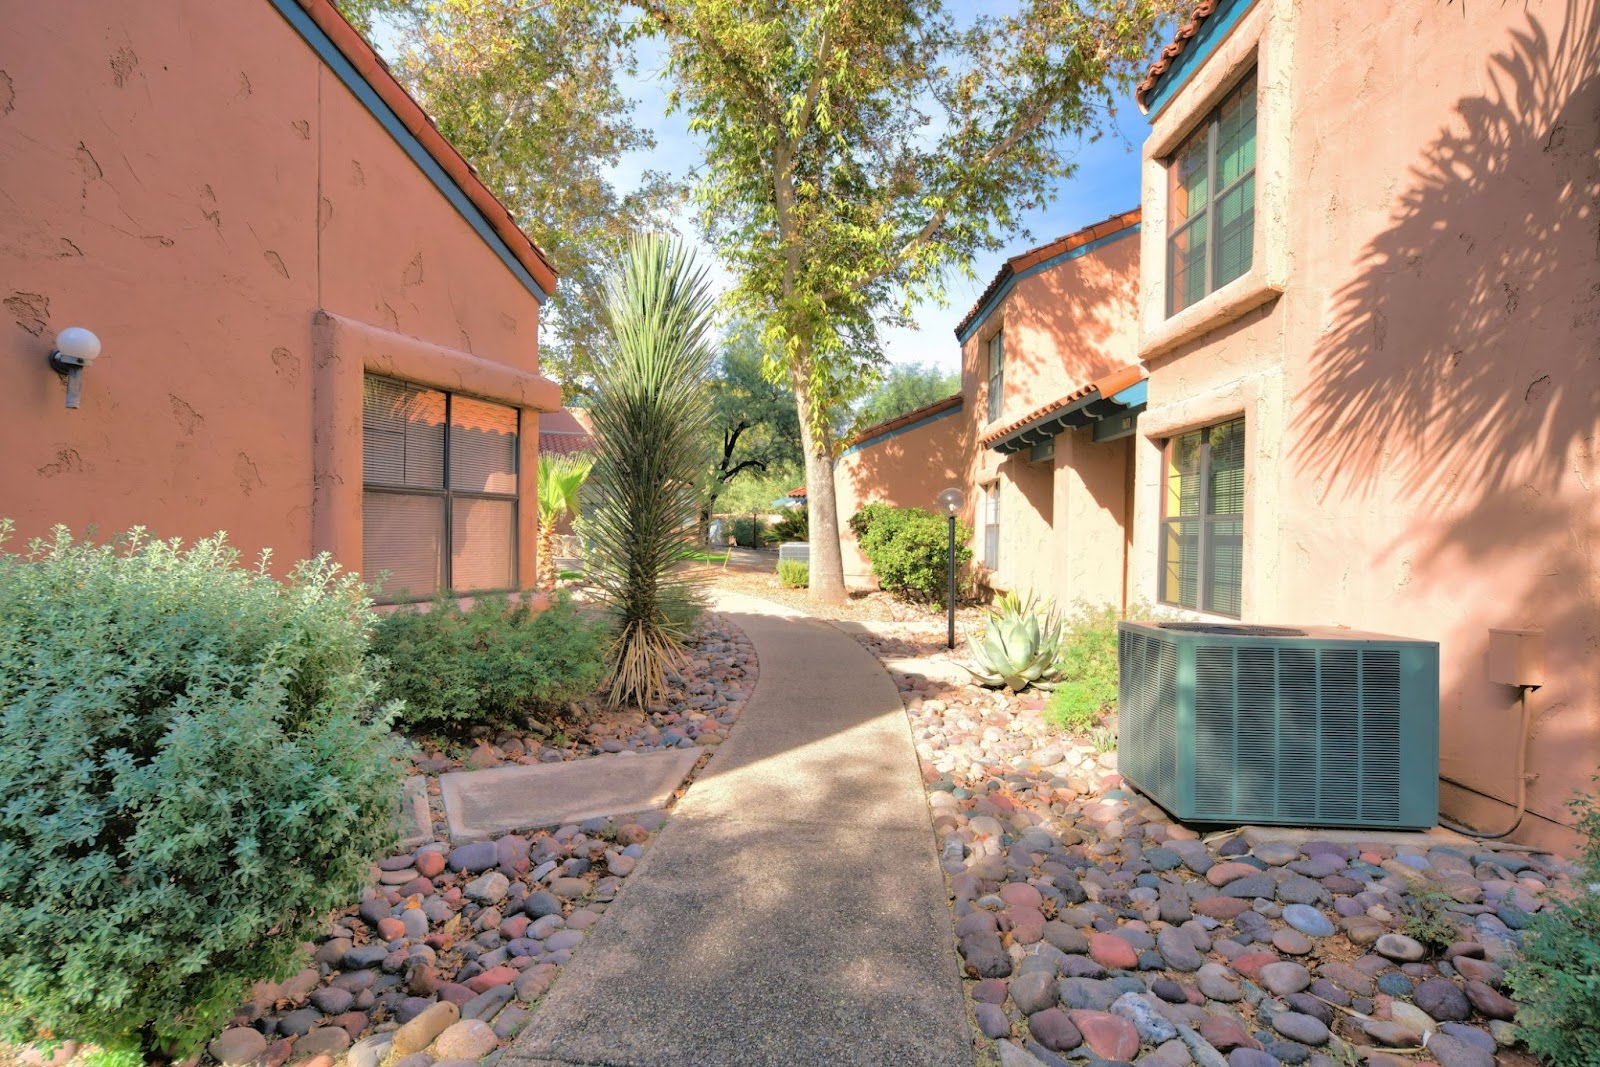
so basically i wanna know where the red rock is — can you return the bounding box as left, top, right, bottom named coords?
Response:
left=399, top=877, right=433, bottom=897
left=332, top=1012, right=368, bottom=1038
left=1231, top=952, right=1281, bottom=981
left=377, top=917, right=406, bottom=941
left=436, top=982, right=475, bottom=1006
left=501, top=915, right=530, bottom=939
left=1069, top=1011, right=1140, bottom=1061
left=465, top=965, right=518, bottom=993
left=1089, top=932, right=1140, bottom=970
left=262, top=1040, right=293, bottom=1067
left=1195, top=897, right=1251, bottom=919
left=1006, top=906, right=1046, bottom=945
left=1206, top=861, right=1261, bottom=887
left=1200, top=1013, right=1259, bottom=1052
left=1000, top=883, right=1044, bottom=910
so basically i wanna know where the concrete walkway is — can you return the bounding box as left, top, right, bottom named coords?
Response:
left=506, top=591, right=972, bottom=1067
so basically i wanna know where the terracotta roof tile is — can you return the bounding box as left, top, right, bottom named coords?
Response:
left=840, top=393, right=964, bottom=449
left=1135, top=1, right=1219, bottom=112
left=978, top=364, right=1146, bottom=448
left=955, top=209, right=1141, bottom=340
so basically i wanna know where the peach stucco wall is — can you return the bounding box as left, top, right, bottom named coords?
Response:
left=833, top=404, right=971, bottom=588
left=1129, top=0, right=1600, bottom=849
left=964, top=227, right=1142, bottom=607
left=0, top=0, right=557, bottom=588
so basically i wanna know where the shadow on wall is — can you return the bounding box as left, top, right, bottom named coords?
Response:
left=1291, top=0, right=1600, bottom=829
left=837, top=419, right=971, bottom=519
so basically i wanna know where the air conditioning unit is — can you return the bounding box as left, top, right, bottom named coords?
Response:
left=1117, top=621, right=1439, bottom=829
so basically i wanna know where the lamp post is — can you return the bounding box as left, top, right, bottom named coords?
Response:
left=936, top=487, right=965, bottom=650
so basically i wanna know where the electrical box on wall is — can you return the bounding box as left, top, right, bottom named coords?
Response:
left=1487, top=627, right=1545, bottom=688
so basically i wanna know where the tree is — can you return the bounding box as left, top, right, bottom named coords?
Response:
left=848, top=362, right=960, bottom=438
left=536, top=453, right=592, bottom=591
left=629, top=0, right=1174, bottom=602
left=702, top=322, right=803, bottom=529
left=335, top=0, right=677, bottom=390
left=586, top=236, right=717, bottom=707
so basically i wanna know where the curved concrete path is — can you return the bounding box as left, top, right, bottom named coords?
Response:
left=506, top=591, right=972, bottom=1067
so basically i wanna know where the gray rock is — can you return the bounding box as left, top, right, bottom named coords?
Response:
left=1258, top=962, right=1312, bottom=996
left=464, top=872, right=510, bottom=904
left=1057, top=977, right=1117, bottom=1011
left=208, top=1029, right=268, bottom=1066
left=1220, top=874, right=1275, bottom=899
left=1226, top=1049, right=1277, bottom=1067
left=1111, top=991, right=1178, bottom=1044
left=1011, top=970, right=1058, bottom=1015
left=996, top=1040, right=1051, bottom=1067
left=277, top=1007, right=320, bottom=1037
left=1272, top=1011, right=1329, bottom=1045
left=1415, top=978, right=1472, bottom=1022
left=976, top=1002, right=1012, bottom=1038
left=1426, top=1034, right=1495, bottom=1067
left=448, top=841, right=499, bottom=873
left=1043, top=921, right=1089, bottom=954
left=1197, top=963, right=1243, bottom=1002
left=1157, top=926, right=1206, bottom=971
left=1375, top=933, right=1426, bottom=962
left=309, top=986, right=355, bottom=1014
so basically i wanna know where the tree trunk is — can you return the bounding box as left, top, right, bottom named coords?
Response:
left=538, top=519, right=558, bottom=592
left=791, top=370, right=847, bottom=605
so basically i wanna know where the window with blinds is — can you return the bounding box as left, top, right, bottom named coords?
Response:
left=1167, top=71, right=1257, bottom=316
left=986, top=331, right=1005, bottom=423
left=1159, top=417, right=1244, bottom=616
left=362, top=376, right=519, bottom=599
left=982, top=482, right=1001, bottom=570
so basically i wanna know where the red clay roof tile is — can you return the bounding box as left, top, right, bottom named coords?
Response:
left=1135, top=1, right=1219, bottom=112
left=977, top=364, right=1146, bottom=448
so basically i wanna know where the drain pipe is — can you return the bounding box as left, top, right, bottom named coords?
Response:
left=1439, top=686, right=1534, bottom=840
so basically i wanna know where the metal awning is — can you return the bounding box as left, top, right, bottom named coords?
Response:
left=989, top=379, right=1149, bottom=455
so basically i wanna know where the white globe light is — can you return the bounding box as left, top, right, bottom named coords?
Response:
left=937, top=487, right=965, bottom=515
left=54, top=327, right=102, bottom=365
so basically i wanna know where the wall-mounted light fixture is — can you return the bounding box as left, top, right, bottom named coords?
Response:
left=48, top=327, right=102, bottom=409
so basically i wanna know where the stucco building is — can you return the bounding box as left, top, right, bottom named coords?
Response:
left=0, top=0, right=561, bottom=601
left=833, top=210, right=1146, bottom=607
left=1126, top=0, right=1600, bottom=849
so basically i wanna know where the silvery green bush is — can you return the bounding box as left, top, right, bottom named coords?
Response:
left=0, top=526, right=401, bottom=1059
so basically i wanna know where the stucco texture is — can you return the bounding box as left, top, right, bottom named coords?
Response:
left=962, top=225, right=1142, bottom=607
left=1130, top=0, right=1600, bottom=849
left=0, top=0, right=557, bottom=590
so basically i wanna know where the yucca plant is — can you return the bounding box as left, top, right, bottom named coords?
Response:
left=585, top=236, right=717, bottom=707
left=536, top=453, right=592, bottom=591
left=963, top=590, right=1068, bottom=691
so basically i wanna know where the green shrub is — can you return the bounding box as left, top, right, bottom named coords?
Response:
left=372, top=593, right=608, bottom=734
left=731, top=516, right=776, bottom=548
left=1510, top=784, right=1600, bottom=1065
left=0, top=526, right=400, bottom=1059
left=771, top=509, right=809, bottom=542
left=777, top=560, right=809, bottom=588
left=1044, top=602, right=1122, bottom=733
left=854, top=504, right=971, bottom=602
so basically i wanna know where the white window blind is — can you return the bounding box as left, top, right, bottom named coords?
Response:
left=362, top=376, right=519, bottom=599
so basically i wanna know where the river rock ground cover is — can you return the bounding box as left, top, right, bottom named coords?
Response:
left=13, top=616, right=756, bottom=1067
left=848, top=620, right=1569, bottom=1067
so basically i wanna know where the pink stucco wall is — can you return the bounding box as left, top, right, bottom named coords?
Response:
left=833, top=400, right=970, bottom=588
left=962, top=224, right=1142, bottom=607
left=1129, top=0, right=1600, bottom=850
left=0, top=0, right=558, bottom=589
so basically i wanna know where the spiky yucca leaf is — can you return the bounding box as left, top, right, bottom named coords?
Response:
left=585, top=236, right=717, bottom=707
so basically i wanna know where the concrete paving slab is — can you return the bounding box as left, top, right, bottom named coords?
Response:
left=439, top=749, right=701, bottom=842
left=397, top=775, right=432, bottom=848
left=505, top=591, right=970, bottom=1067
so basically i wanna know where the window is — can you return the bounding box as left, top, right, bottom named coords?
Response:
left=362, top=375, right=519, bottom=599
left=1159, top=417, right=1244, bottom=616
left=1167, top=71, right=1257, bottom=316
left=986, top=330, right=1004, bottom=422
left=982, top=482, right=1000, bottom=570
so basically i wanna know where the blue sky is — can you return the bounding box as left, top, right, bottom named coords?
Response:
left=611, top=23, right=1150, bottom=376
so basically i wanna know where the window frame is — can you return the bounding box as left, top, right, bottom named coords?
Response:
left=986, top=329, right=1005, bottom=423
left=982, top=481, right=1001, bottom=570
left=1165, top=70, right=1257, bottom=317
left=1157, top=417, right=1244, bottom=617
left=362, top=375, right=521, bottom=602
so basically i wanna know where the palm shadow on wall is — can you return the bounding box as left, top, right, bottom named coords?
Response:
left=1290, top=0, right=1600, bottom=825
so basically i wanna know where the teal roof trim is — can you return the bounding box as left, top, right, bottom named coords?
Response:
left=1144, top=0, right=1257, bottom=119
left=955, top=224, right=1141, bottom=345
left=267, top=0, right=549, bottom=304
left=836, top=399, right=964, bottom=460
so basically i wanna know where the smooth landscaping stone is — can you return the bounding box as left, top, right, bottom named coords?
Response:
left=209, top=1028, right=268, bottom=1065
left=393, top=1002, right=460, bottom=1056
left=1068, top=1011, right=1139, bottom=1061
left=432, top=1020, right=497, bottom=1060
left=1028, top=1008, right=1083, bottom=1052
left=1415, top=978, right=1472, bottom=1022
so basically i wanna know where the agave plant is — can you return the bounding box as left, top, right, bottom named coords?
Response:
left=963, top=590, right=1068, bottom=691
left=536, top=453, right=592, bottom=591
left=585, top=235, right=717, bottom=707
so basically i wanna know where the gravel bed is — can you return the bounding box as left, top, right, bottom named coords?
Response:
left=860, top=633, right=1565, bottom=1067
